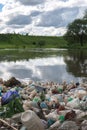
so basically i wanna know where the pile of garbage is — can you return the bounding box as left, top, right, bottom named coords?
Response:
left=0, top=77, right=87, bottom=130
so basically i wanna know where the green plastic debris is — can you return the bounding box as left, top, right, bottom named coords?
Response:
left=0, top=97, right=24, bottom=118
left=58, top=88, right=63, bottom=93
left=68, top=97, right=73, bottom=102
left=59, top=115, right=65, bottom=122
left=40, top=91, right=45, bottom=101
left=33, top=97, right=41, bottom=103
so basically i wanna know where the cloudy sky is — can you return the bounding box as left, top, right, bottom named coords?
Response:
left=0, top=0, right=87, bottom=36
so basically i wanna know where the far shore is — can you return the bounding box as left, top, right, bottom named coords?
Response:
left=0, top=34, right=87, bottom=49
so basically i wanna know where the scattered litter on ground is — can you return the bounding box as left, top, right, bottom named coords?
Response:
left=0, top=77, right=87, bottom=130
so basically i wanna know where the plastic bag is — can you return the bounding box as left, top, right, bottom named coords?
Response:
left=1, top=90, right=19, bottom=105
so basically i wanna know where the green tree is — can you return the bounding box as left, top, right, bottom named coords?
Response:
left=83, top=9, right=87, bottom=19
left=64, top=10, right=87, bottom=46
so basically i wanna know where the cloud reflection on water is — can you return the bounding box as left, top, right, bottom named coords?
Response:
left=0, top=56, right=81, bottom=83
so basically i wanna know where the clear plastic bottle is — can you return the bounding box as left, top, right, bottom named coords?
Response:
left=21, top=110, right=44, bottom=130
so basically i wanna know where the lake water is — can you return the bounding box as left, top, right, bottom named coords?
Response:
left=0, top=49, right=87, bottom=83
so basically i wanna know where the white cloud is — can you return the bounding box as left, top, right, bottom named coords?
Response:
left=0, top=57, right=65, bottom=80
left=35, top=7, right=79, bottom=28
left=0, top=0, right=87, bottom=35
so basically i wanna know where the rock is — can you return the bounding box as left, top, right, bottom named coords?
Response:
left=4, top=77, right=21, bottom=87
left=58, top=121, right=79, bottom=130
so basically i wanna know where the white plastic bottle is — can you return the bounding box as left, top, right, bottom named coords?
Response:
left=21, top=110, right=44, bottom=130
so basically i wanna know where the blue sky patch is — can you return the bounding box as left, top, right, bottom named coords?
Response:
left=0, top=4, right=3, bottom=11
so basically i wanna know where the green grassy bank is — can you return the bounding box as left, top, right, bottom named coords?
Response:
left=0, top=33, right=87, bottom=49
left=0, top=34, right=68, bottom=49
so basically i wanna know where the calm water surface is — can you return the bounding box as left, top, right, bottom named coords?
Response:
left=0, top=49, right=87, bottom=83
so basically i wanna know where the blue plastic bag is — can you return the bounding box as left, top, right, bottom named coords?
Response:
left=1, top=90, right=19, bottom=105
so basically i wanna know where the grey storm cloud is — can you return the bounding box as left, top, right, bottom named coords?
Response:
left=6, top=14, right=31, bottom=25
left=30, top=11, right=42, bottom=17
left=36, top=7, right=79, bottom=28
left=15, top=0, right=45, bottom=6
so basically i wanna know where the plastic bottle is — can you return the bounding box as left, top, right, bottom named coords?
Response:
left=50, top=120, right=61, bottom=129
left=76, top=111, right=87, bottom=119
left=21, top=110, right=44, bottom=130
left=47, top=119, right=55, bottom=128
left=59, top=115, right=65, bottom=122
